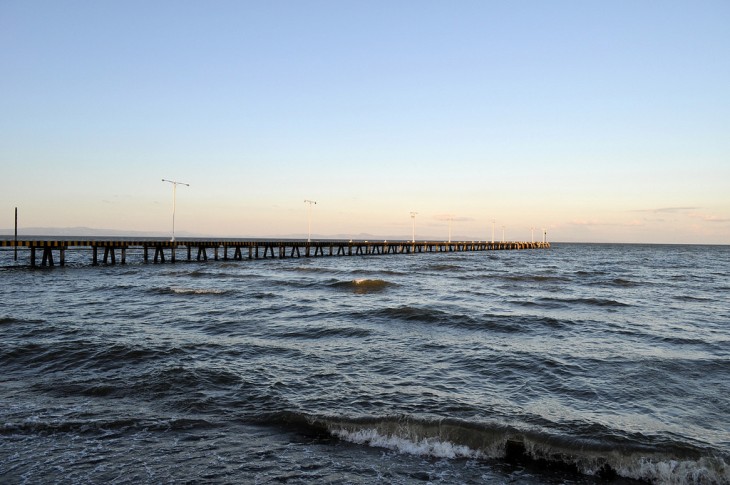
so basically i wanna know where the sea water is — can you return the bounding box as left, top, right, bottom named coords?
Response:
left=1, top=243, right=728, bottom=484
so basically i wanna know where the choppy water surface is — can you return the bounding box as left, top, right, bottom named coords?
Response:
left=1, top=243, right=729, bottom=484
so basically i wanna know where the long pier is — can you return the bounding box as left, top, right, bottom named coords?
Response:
left=0, top=239, right=550, bottom=267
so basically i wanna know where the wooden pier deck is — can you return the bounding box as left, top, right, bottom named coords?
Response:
left=0, top=239, right=550, bottom=267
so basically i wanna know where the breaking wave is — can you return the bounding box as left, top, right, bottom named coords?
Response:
left=295, top=414, right=729, bottom=485
left=329, top=279, right=395, bottom=293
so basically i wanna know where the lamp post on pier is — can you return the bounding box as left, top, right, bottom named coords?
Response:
left=410, top=212, right=418, bottom=243
left=304, top=200, right=317, bottom=242
left=491, top=219, right=495, bottom=244
left=162, top=179, right=189, bottom=242
left=14, top=207, right=18, bottom=261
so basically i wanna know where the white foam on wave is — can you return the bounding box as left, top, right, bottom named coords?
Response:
left=331, top=427, right=480, bottom=460
left=626, top=456, right=730, bottom=485
left=524, top=438, right=730, bottom=484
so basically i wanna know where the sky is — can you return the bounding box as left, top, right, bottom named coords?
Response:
left=1, top=1, right=728, bottom=244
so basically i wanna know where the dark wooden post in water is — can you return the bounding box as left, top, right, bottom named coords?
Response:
left=153, top=245, right=165, bottom=263
left=103, top=246, right=116, bottom=265
left=41, top=246, right=54, bottom=266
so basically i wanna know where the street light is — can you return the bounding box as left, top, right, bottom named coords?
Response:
left=304, top=200, right=317, bottom=242
left=448, top=216, right=454, bottom=243
left=410, top=211, right=418, bottom=243
left=162, top=179, right=189, bottom=242
left=492, top=219, right=495, bottom=244
left=502, top=225, right=505, bottom=243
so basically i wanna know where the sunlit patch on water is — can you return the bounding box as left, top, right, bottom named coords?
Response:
left=330, top=278, right=395, bottom=293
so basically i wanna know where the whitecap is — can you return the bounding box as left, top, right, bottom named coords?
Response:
left=331, top=427, right=480, bottom=460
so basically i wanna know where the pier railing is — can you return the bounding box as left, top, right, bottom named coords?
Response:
left=0, top=239, right=550, bottom=267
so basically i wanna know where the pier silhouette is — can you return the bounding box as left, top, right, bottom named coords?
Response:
left=1, top=238, right=550, bottom=267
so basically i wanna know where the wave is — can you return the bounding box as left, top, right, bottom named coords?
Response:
left=262, top=412, right=729, bottom=484
left=425, top=264, right=464, bottom=272
left=151, top=286, right=232, bottom=296
left=500, top=275, right=571, bottom=283
left=2, top=416, right=216, bottom=436
left=0, top=316, right=45, bottom=325
left=610, top=278, right=640, bottom=287
left=348, top=268, right=408, bottom=276
left=273, top=325, right=373, bottom=340
left=281, top=265, right=335, bottom=274
left=371, top=305, right=451, bottom=325
left=187, top=269, right=214, bottom=278
left=368, top=306, right=567, bottom=333
left=574, top=270, right=609, bottom=278
left=334, top=427, right=479, bottom=459
left=329, top=279, right=395, bottom=294
left=673, top=295, right=714, bottom=303
left=5, top=341, right=98, bottom=372
left=537, top=297, right=629, bottom=308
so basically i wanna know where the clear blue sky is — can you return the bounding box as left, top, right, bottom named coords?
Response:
left=2, top=1, right=728, bottom=243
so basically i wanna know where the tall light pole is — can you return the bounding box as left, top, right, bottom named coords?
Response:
left=304, top=200, right=317, bottom=242
left=410, top=211, right=418, bottom=243
left=162, top=179, right=189, bottom=242
left=14, top=207, right=18, bottom=261
left=502, top=225, right=505, bottom=243
left=543, top=228, right=547, bottom=244
left=448, top=216, right=453, bottom=243
left=491, top=219, right=495, bottom=244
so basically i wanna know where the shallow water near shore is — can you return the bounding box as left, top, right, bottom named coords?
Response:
left=1, top=243, right=729, bottom=484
